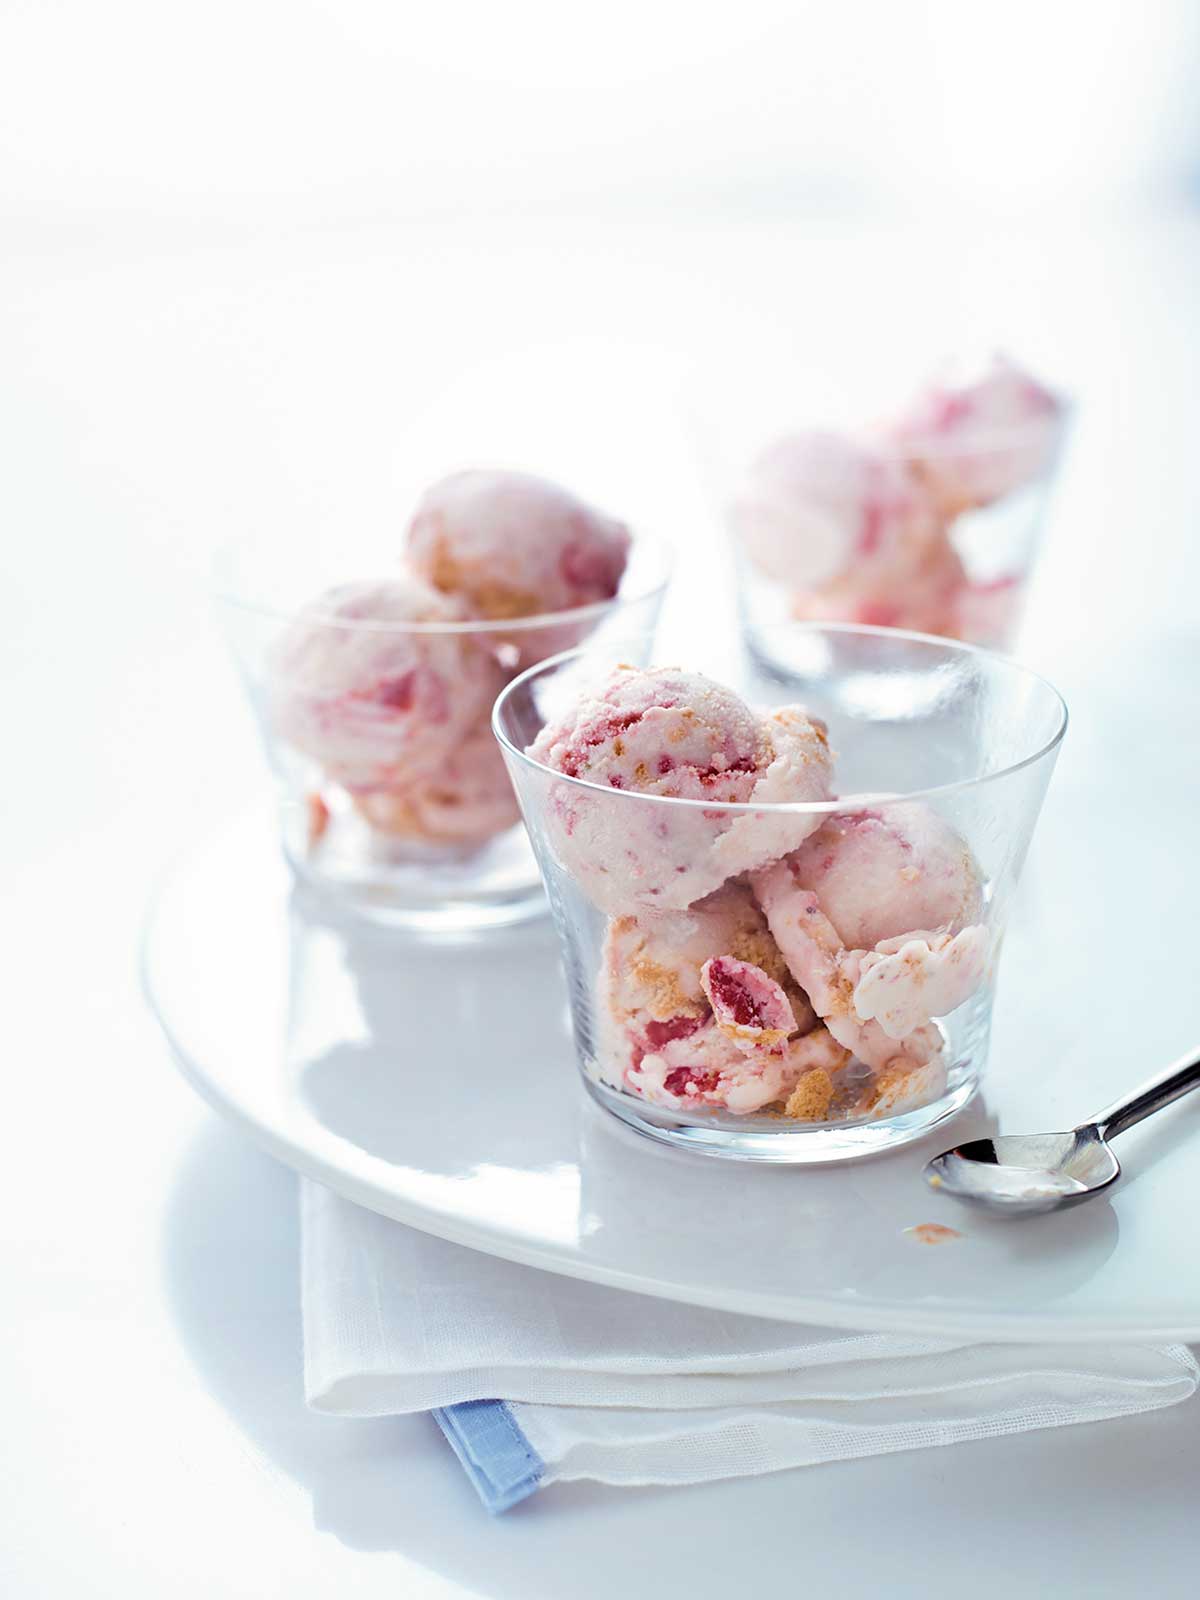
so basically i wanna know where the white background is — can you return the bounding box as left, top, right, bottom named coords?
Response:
left=4, top=4, right=1200, bottom=1595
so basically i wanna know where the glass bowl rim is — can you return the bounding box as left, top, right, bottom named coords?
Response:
left=210, top=526, right=674, bottom=637
left=492, top=620, right=1069, bottom=816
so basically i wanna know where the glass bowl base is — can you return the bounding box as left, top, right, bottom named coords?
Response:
left=281, top=808, right=547, bottom=932
left=582, top=1073, right=979, bottom=1164
left=286, top=859, right=548, bottom=932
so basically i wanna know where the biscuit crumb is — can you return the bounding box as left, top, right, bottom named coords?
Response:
left=628, top=950, right=704, bottom=1023
left=783, top=1069, right=834, bottom=1121
left=306, top=793, right=330, bottom=849
left=904, top=1223, right=963, bottom=1245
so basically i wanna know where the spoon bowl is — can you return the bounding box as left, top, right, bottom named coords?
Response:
left=926, top=1128, right=1120, bottom=1216
left=923, top=1046, right=1200, bottom=1218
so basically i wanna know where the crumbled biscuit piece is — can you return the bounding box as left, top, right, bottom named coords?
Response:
left=426, top=536, right=540, bottom=617
left=307, top=793, right=331, bottom=850
left=904, top=1223, right=962, bottom=1245
left=628, top=950, right=703, bottom=1022
left=783, top=1069, right=834, bottom=1121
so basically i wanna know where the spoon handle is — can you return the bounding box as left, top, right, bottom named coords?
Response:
left=1086, top=1046, right=1200, bottom=1142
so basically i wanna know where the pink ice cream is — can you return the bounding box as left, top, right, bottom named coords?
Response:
left=526, top=666, right=834, bottom=913
left=730, top=356, right=1065, bottom=650
left=728, top=431, right=945, bottom=591
left=351, top=724, right=520, bottom=847
left=270, top=576, right=506, bottom=794
left=789, top=537, right=968, bottom=637
left=750, top=800, right=988, bottom=1079
left=709, top=704, right=842, bottom=883
left=852, top=926, right=990, bottom=1040
left=749, top=862, right=949, bottom=1075
left=594, top=883, right=840, bottom=1114
left=536, top=659, right=993, bottom=1122
left=530, top=665, right=764, bottom=794
left=600, top=882, right=818, bottom=1050
left=273, top=468, right=643, bottom=861
left=628, top=1021, right=851, bottom=1116
left=783, top=803, right=983, bottom=948
left=406, top=469, right=631, bottom=621
left=729, top=429, right=977, bottom=642
left=890, top=355, right=1067, bottom=513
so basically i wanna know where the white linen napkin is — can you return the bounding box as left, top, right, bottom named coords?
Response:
left=301, top=1181, right=1198, bottom=1512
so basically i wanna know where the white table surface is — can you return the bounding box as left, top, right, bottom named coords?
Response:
left=4, top=210, right=1199, bottom=1597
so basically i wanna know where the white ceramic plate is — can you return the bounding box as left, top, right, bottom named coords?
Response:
left=144, top=810, right=1200, bottom=1342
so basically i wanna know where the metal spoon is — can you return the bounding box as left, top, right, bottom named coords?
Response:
left=924, top=1046, right=1200, bottom=1216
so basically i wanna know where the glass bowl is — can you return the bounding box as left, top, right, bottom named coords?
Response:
left=494, top=623, right=1066, bottom=1161
left=694, top=355, right=1071, bottom=657
left=215, top=524, right=672, bottom=932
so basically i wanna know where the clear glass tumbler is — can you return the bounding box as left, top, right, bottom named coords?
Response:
left=730, top=429, right=1066, bottom=655
left=699, top=357, right=1071, bottom=658
left=215, top=526, right=671, bottom=932
left=494, top=624, right=1066, bottom=1162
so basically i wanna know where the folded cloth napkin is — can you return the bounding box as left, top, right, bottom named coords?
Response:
left=301, top=1182, right=1199, bottom=1513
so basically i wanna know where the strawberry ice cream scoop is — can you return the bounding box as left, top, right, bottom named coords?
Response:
left=528, top=664, right=765, bottom=798
left=751, top=859, right=951, bottom=1078
left=352, top=724, right=519, bottom=848
left=526, top=666, right=834, bottom=913
left=785, top=802, right=982, bottom=949
left=729, top=430, right=945, bottom=590
left=700, top=956, right=796, bottom=1054
left=789, top=537, right=968, bottom=638
left=270, top=577, right=506, bottom=793
left=708, top=703, right=836, bottom=884
left=889, top=355, right=1067, bottom=513
left=405, top=469, right=631, bottom=621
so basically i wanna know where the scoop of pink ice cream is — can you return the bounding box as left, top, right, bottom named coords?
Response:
left=790, top=537, right=968, bottom=638
left=527, top=666, right=834, bottom=912
left=784, top=802, right=982, bottom=949
left=405, top=469, right=631, bottom=621
left=352, top=724, right=519, bottom=847
left=750, top=860, right=950, bottom=1075
left=729, top=430, right=945, bottom=590
left=889, top=355, right=1066, bottom=512
left=708, top=703, right=838, bottom=884
left=529, top=664, right=765, bottom=795
left=270, top=577, right=506, bottom=793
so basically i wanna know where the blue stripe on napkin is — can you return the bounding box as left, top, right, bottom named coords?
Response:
left=431, top=1400, right=544, bottom=1513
